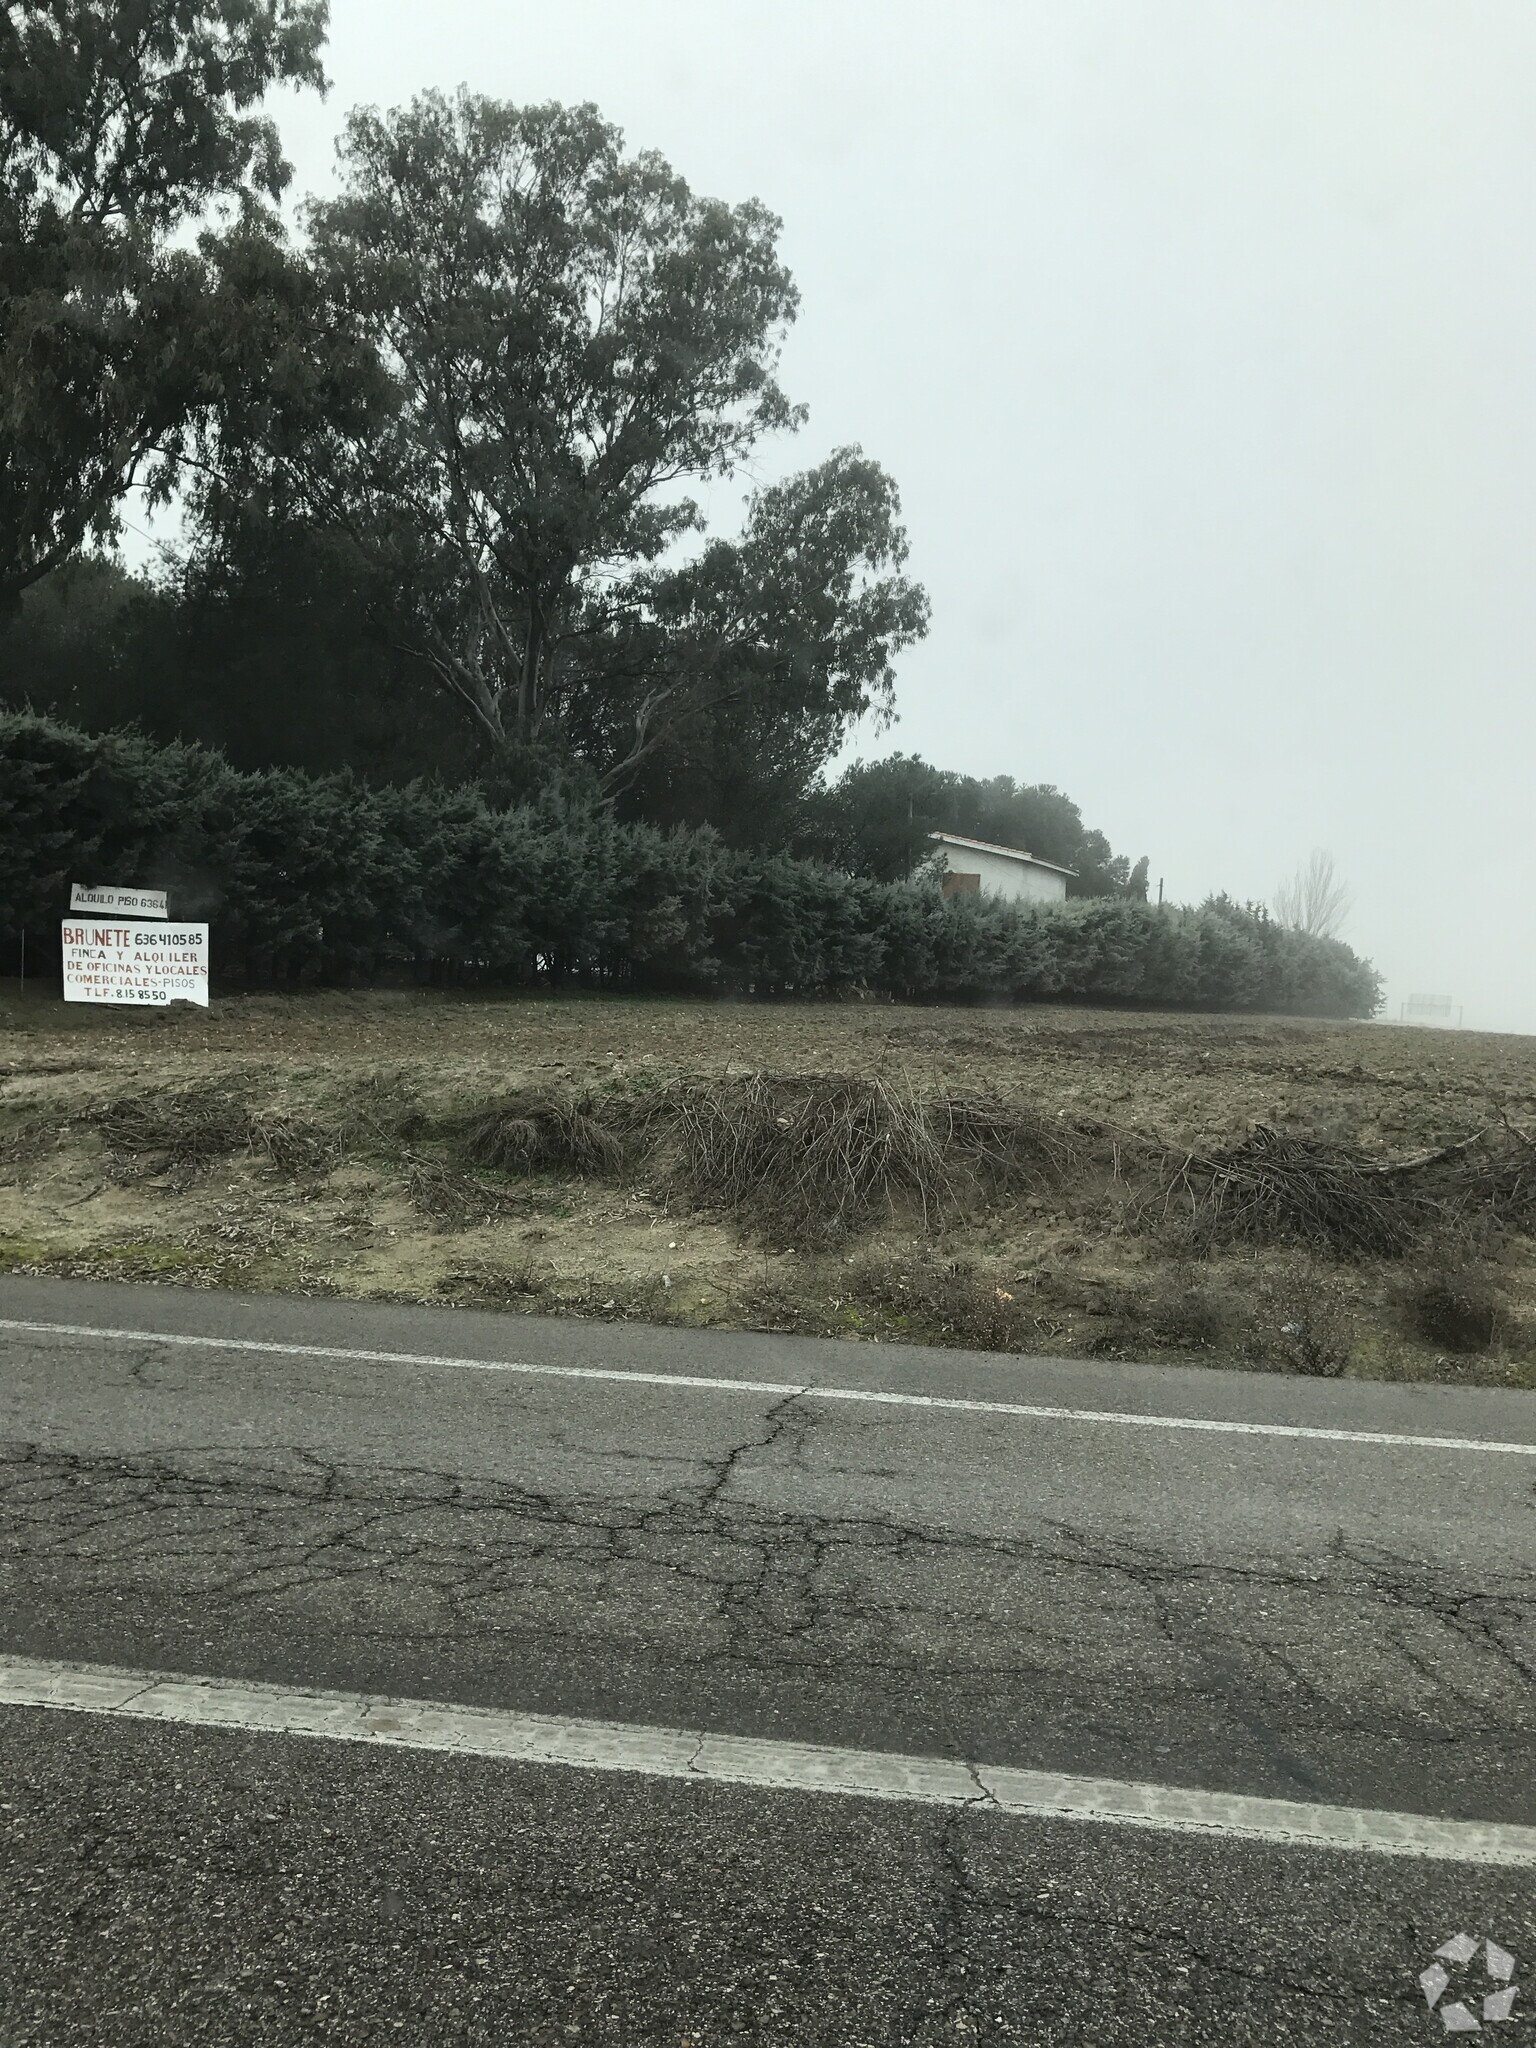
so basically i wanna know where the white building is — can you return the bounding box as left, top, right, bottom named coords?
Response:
left=928, top=831, right=1073, bottom=906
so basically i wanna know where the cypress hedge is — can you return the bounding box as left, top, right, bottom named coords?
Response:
left=0, top=712, right=1382, bottom=1016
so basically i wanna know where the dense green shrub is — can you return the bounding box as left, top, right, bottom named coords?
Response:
left=0, top=713, right=1382, bottom=1016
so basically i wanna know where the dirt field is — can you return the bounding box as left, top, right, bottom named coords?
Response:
left=2, top=986, right=1533, bottom=1386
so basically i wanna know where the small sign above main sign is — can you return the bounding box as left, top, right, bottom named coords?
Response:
left=69, top=883, right=168, bottom=919
left=61, top=921, right=209, bottom=1008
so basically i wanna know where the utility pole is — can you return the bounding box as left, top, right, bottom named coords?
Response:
left=1156, top=878, right=1163, bottom=908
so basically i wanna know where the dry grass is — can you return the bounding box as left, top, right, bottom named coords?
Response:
left=30, top=1062, right=1536, bottom=1272
left=82, top=1081, right=342, bottom=1185
left=2, top=989, right=1534, bottom=1385
left=466, top=1072, right=1075, bottom=1245
left=640, top=1074, right=964, bottom=1241
left=465, top=1095, right=627, bottom=1179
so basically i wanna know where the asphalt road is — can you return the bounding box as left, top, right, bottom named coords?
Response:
left=1, top=1273, right=1533, bottom=2045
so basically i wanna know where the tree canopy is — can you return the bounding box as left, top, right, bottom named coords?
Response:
left=799, top=754, right=1143, bottom=898
left=189, top=89, right=926, bottom=790
left=0, top=0, right=329, bottom=606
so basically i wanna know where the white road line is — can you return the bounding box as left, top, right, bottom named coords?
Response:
left=2, top=1314, right=1532, bottom=1455
left=1, top=1653, right=1530, bottom=1866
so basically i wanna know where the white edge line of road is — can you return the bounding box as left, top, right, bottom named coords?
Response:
left=2, top=1653, right=1531, bottom=1868
left=1, top=1315, right=1533, bottom=1455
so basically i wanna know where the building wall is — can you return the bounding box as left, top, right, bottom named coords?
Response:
left=937, top=843, right=1067, bottom=905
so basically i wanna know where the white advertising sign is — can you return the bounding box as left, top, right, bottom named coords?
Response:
left=70, top=883, right=168, bottom=919
left=61, top=920, right=209, bottom=1008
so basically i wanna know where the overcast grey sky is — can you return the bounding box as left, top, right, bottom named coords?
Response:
left=264, top=0, right=1535, bottom=1033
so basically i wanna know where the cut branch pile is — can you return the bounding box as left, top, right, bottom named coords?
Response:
left=1151, top=1120, right=1536, bottom=1257
left=405, top=1156, right=521, bottom=1228
left=1432, top=1124, right=1536, bottom=1230
left=85, top=1082, right=338, bottom=1183
left=1156, top=1125, right=1425, bottom=1256
left=90, top=1083, right=256, bottom=1170
left=641, top=1074, right=1083, bottom=1241
left=246, top=1109, right=343, bottom=1177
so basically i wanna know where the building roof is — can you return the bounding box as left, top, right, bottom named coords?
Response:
left=927, top=830, right=1077, bottom=878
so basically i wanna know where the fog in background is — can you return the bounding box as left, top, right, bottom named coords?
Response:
left=245, top=1, right=1534, bottom=1032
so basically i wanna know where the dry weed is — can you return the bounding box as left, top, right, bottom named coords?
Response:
left=631, top=1074, right=1075, bottom=1244
left=465, top=1096, right=627, bottom=1178
left=650, top=1074, right=950, bottom=1241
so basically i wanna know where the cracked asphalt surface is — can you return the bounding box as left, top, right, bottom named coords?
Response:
left=1, top=1275, right=1534, bottom=2044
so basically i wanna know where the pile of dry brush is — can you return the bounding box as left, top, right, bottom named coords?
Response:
left=1147, top=1120, right=1536, bottom=1257
left=465, top=1074, right=1074, bottom=1243
left=88, top=1081, right=341, bottom=1182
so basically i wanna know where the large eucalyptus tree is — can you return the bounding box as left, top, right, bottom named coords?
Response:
left=210, top=89, right=927, bottom=791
